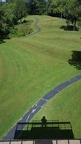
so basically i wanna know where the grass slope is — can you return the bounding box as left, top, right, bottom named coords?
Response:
left=32, top=80, right=81, bottom=138
left=0, top=15, right=81, bottom=139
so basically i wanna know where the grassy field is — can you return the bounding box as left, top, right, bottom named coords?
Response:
left=0, top=15, right=81, bottom=139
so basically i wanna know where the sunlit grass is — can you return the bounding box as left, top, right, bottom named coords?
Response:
left=32, top=80, right=81, bottom=138
left=0, top=15, right=81, bottom=139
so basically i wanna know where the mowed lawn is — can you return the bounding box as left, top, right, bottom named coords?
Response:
left=0, top=15, right=81, bottom=139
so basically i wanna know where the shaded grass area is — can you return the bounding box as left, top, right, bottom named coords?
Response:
left=18, top=127, right=74, bottom=139
left=0, top=15, right=81, bottom=139
left=14, top=121, right=74, bottom=139
left=60, top=25, right=79, bottom=31
left=68, top=50, right=81, bottom=70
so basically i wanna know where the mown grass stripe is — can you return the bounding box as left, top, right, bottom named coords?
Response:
left=0, top=15, right=81, bottom=139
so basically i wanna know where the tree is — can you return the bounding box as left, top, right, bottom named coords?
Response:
left=0, top=1, right=19, bottom=38
left=0, top=3, right=16, bottom=38
left=0, top=6, right=6, bottom=38
left=37, top=0, right=47, bottom=15
left=26, top=0, right=47, bottom=15
left=14, top=0, right=27, bottom=23
left=64, top=0, right=81, bottom=31
left=51, top=0, right=66, bottom=17
left=46, top=0, right=54, bottom=16
left=26, top=0, right=38, bottom=15
left=48, top=0, right=54, bottom=16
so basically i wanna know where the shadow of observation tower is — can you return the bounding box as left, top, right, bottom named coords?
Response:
left=14, top=116, right=74, bottom=139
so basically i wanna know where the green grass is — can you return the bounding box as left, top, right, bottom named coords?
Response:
left=0, top=15, right=81, bottom=139
left=8, top=18, right=33, bottom=38
left=32, top=80, right=81, bottom=138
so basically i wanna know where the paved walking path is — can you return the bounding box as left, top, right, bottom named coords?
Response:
left=24, top=18, right=40, bottom=38
left=2, top=18, right=81, bottom=140
left=3, top=74, right=81, bottom=140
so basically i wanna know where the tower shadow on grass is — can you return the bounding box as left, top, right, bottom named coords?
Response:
left=14, top=117, right=74, bottom=139
left=68, top=51, right=81, bottom=70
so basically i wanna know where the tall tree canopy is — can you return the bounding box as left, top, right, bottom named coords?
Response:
left=26, top=0, right=47, bottom=15
left=51, top=0, right=81, bottom=30
left=64, top=0, right=81, bottom=30
left=51, top=0, right=66, bottom=17
left=0, top=2, right=16, bottom=38
left=0, top=0, right=81, bottom=38
left=14, top=0, right=27, bottom=22
left=0, top=0, right=27, bottom=38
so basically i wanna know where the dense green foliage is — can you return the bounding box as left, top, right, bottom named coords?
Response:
left=8, top=20, right=33, bottom=38
left=0, top=0, right=81, bottom=38
left=0, top=15, right=81, bottom=139
left=0, top=3, right=16, bottom=38
left=26, top=0, right=47, bottom=15
left=0, top=0, right=27, bottom=38
left=64, top=0, right=81, bottom=30
left=50, top=0, right=81, bottom=30
left=14, top=0, right=27, bottom=23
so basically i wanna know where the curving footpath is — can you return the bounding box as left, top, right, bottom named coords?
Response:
left=23, top=18, right=40, bottom=38
left=3, top=74, right=81, bottom=139
left=3, top=18, right=81, bottom=140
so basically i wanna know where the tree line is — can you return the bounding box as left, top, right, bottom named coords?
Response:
left=0, top=0, right=81, bottom=39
